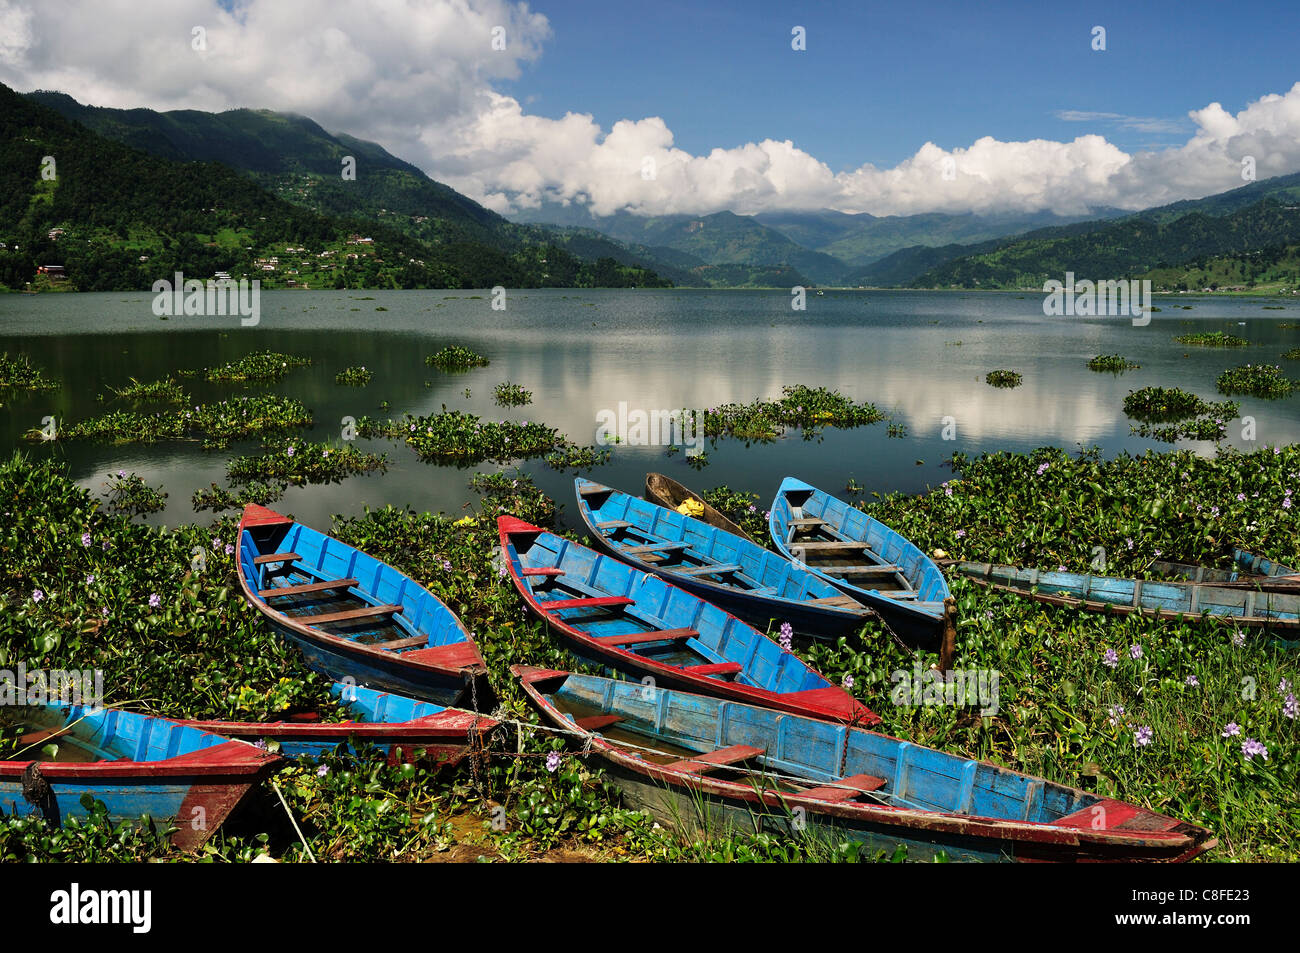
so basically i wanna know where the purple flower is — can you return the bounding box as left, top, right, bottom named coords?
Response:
left=545, top=751, right=561, bottom=773
left=497, top=565, right=507, bottom=579
left=1129, top=643, right=1143, bottom=660
left=100, top=607, right=109, bottom=618
left=778, top=621, right=793, bottom=652
left=1184, top=674, right=1199, bottom=687
left=945, top=485, right=954, bottom=497
left=1233, top=629, right=1246, bottom=647
left=442, top=559, right=453, bottom=572
left=81, top=533, right=92, bottom=547
left=1279, top=678, right=1292, bottom=695
left=1035, top=462, right=1049, bottom=476
left=842, top=674, right=854, bottom=690
left=1241, top=738, right=1268, bottom=761
left=85, top=574, right=94, bottom=585
left=1102, top=648, right=1119, bottom=668
left=748, top=504, right=757, bottom=513
left=1134, top=725, right=1153, bottom=747
left=102, top=540, right=110, bottom=551
left=117, top=469, right=126, bottom=478
left=286, top=446, right=295, bottom=457
left=316, top=764, right=329, bottom=777
left=31, top=588, right=44, bottom=603
left=253, top=739, right=267, bottom=750
left=211, top=537, right=222, bottom=552
left=1107, top=705, right=1125, bottom=726
left=954, top=529, right=966, bottom=539
left=148, top=593, right=161, bottom=609
left=1221, top=722, right=1241, bottom=738
left=225, top=544, right=234, bottom=556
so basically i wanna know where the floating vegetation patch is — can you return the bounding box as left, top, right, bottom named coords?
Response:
left=1087, top=355, right=1141, bottom=372
left=226, top=438, right=388, bottom=486
left=426, top=346, right=489, bottom=370
left=334, top=365, right=372, bottom=386
left=100, top=376, right=188, bottom=406
left=545, top=443, right=611, bottom=471
left=359, top=410, right=562, bottom=464
left=1282, top=348, right=1300, bottom=361
left=1122, top=386, right=1238, bottom=425
left=0, top=352, right=58, bottom=391
left=493, top=381, right=533, bottom=407
left=101, top=471, right=168, bottom=517
left=695, top=384, right=886, bottom=442
left=1216, top=364, right=1297, bottom=399
left=58, top=395, right=312, bottom=450
left=887, top=422, right=909, bottom=438
left=1173, top=331, right=1249, bottom=347
left=701, top=485, right=766, bottom=538
left=205, top=350, right=312, bottom=383
left=192, top=480, right=286, bottom=513
left=468, top=470, right=556, bottom=526
left=985, top=370, right=1022, bottom=388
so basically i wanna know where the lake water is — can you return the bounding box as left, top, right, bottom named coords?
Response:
left=2, top=288, right=1298, bottom=532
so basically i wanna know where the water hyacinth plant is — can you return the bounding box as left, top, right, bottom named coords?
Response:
left=1087, top=354, right=1141, bottom=372
left=693, top=384, right=886, bottom=443
left=101, top=471, right=168, bottom=517
left=57, top=394, right=313, bottom=450
left=360, top=409, right=564, bottom=464
left=99, top=376, right=188, bottom=406
left=0, top=352, right=58, bottom=391
left=984, top=370, right=1022, bottom=388
left=426, top=346, right=489, bottom=370
left=205, top=351, right=312, bottom=383
left=493, top=381, right=533, bottom=406
left=1216, top=364, right=1296, bottom=399
left=1173, top=331, right=1251, bottom=347
left=226, top=438, right=388, bottom=486
left=335, top=365, right=373, bottom=386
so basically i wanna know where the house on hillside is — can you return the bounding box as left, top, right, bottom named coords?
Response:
left=37, top=265, right=66, bottom=280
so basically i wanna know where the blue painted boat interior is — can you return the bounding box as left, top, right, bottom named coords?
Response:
left=506, top=527, right=834, bottom=695
left=330, top=682, right=447, bottom=722
left=239, top=519, right=471, bottom=654
left=576, top=479, right=864, bottom=612
left=5, top=705, right=226, bottom=764
left=541, top=671, right=1095, bottom=823
left=770, top=477, right=949, bottom=615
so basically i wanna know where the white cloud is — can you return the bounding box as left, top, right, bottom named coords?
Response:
left=2, top=2, right=1299, bottom=219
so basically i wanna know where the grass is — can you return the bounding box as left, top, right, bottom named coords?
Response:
left=0, top=353, right=58, bottom=391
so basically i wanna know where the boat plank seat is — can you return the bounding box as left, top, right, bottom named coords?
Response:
left=259, top=577, right=359, bottom=598
left=307, top=604, right=403, bottom=625
left=578, top=484, right=611, bottom=496
left=686, top=662, right=743, bottom=678
left=672, top=563, right=741, bottom=576
left=800, top=773, right=888, bottom=802
left=597, top=628, right=698, bottom=647
left=622, top=542, right=689, bottom=555
left=832, top=564, right=902, bottom=575
left=254, top=552, right=301, bottom=565
left=378, top=634, right=429, bottom=651
left=573, top=714, right=623, bottom=732
left=400, top=641, right=483, bottom=669
left=668, top=744, right=766, bottom=774
left=807, top=595, right=864, bottom=608
left=596, top=520, right=633, bottom=530
left=788, top=517, right=829, bottom=527
left=544, top=596, right=635, bottom=611
left=521, top=567, right=565, bottom=577
left=795, top=541, right=872, bottom=551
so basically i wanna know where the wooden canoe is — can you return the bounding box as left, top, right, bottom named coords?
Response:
left=576, top=478, right=874, bottom=640
left=948, top=560, right=1300, bottom=628
left=499, top=515, right=878, bottom=725
left=644, top=472, right=754, bottom=542
left=182, top=682, right=497, bottom=765
left=237, top=504, right=493, bottom=709
left=0, top=703, right=281, bottom=849
left=1150, top=548, right=1298, bottom=584
left=515, top=666, right=1216, bottom=863
left=769, top=477, right=951, bottom=646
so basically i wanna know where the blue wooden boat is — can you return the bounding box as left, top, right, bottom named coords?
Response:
left=1150, top=548, right=1297, bottom=583
left=516, top=666, right=1216, bottom=863
left=769, top=477, right=951, bottom=646
left=0, top=703, right=281, bottom=849
left=574, top=478, right=874, bottom=640
left=182, top=682, right=498, bottom=763
left=948, top=559, right=1300, bottom=630
left=237, top=505, right=492, bottom=709
left=499, top=516, right=878, bottom=725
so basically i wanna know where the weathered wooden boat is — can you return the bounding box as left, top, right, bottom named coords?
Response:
left=768, top=477, right=951, bottom=646
left=515, top=666, right=1216, bottom=863
left=0, top=703, right=281, bottom=849
left=237, top=504, right=492, bottom=709
left=644, top=472, right=754, bottom=542
left=575, top=479, right=874, bottom=640
left=499, top=516, right=878, bottom=725
left=1150, top=548, right=1297, bottom=584
left=948, top=559, right=1300, bottom=629
left=182, top=682, right=497, bottom=764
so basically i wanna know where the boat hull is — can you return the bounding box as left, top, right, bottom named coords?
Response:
left=644, top=472, right=754, bottom=542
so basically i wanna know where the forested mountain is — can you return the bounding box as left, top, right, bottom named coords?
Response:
left=0, top=83, right=671, bottom=291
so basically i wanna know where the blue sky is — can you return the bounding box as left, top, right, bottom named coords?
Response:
left=501, top=0, right=1300, bottom=171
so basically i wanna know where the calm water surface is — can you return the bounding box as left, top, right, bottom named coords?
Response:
left=2, top=288, right=1298, bottom=532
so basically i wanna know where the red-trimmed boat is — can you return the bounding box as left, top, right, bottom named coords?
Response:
left=237, top=505, right=492, bottom=709
left=498, top=516, right=877, bottom=725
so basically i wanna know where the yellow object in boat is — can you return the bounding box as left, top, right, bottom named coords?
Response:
left=676, top=499, right=705, bottom=518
